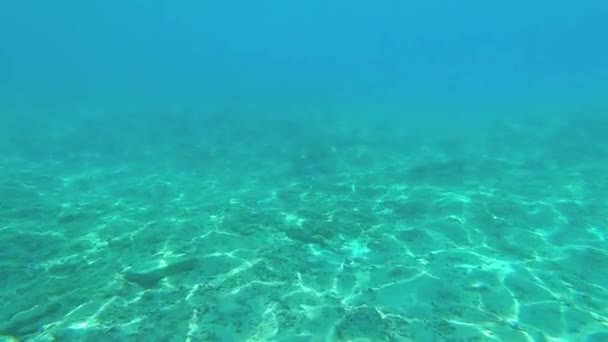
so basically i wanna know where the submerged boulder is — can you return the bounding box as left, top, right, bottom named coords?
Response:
left=123, top=256, right=199, bottom=288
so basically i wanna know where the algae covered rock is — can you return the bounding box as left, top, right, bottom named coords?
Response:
left=123, top=256, right=199, bottom=288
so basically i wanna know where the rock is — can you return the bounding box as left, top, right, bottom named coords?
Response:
left=0, top=301, right=62, bottom=336
left=123, top=256, right=199, bottom=288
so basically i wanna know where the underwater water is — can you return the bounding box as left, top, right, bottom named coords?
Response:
left=1, top=1, right=608, bottom=341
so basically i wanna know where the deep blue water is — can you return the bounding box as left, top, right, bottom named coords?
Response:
left=1, top=1, right=608, bottom=341
left=2, top=1, right=607, bottom=116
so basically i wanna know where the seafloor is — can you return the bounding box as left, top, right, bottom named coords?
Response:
left=1, top=111, right=607, bottom=341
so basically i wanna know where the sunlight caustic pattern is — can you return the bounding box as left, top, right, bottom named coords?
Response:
left=1, top=114, right=607, bottom=340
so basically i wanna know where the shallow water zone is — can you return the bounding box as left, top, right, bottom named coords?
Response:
left=1, top=113, right=607, bottom=341
left=2, top=0, right=608, bottom=340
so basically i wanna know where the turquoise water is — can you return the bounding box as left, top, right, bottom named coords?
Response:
left=1, top=1, right=608, bottom=341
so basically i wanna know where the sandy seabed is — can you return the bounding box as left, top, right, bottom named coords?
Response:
left=1, top=113, right=607, bottom=341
